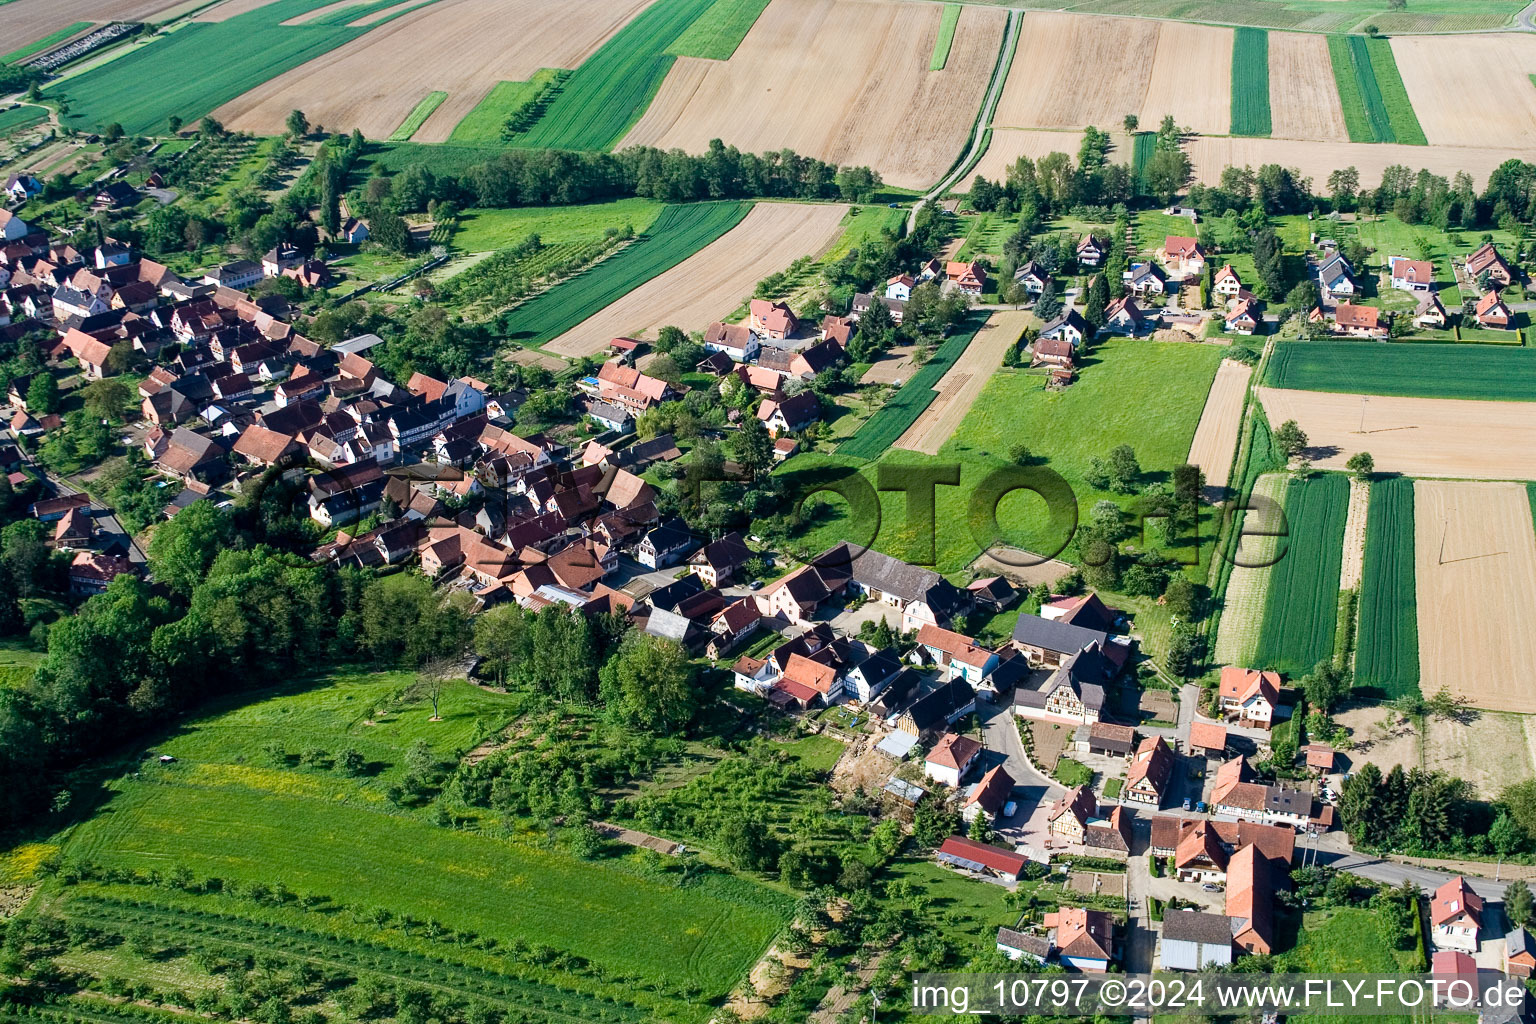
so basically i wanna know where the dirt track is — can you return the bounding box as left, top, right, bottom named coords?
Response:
left=1338, top=476, right=1369, bottom=593
left=893, top=309, right=1030, bottom=456
left=618, top=0, right=1006, bottom=190
left=544, top=202, right=848, bottom=358
left=1414, top=481, right=1536, bottom=713
left=1392, top=34, right=1536, bottom=148
left=1269, top=32, right=1349, bottom=142
left=1257, top=387, right=1536, bottom=481
left=213, top=0, right=648, bottom=140
left=1185, top=358, right=1250, bottom=491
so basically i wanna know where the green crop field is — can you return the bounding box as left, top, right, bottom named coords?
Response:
left=1230, top=28, right=1272, bottom=136
left=1327, top=35, right=1425, bottom=144
left=996, top=0, right=1519, bottom=33
left=48, top=0, right=440, bottom=135
left=1131, top=132, right=1156, bottom=195
left=930, top=4, right=962, bottom=70
left=1, top=21, right=91, bottom=64
left=1266, top=341, right=1536, bottom=401
left=0, top=103, right=46, bottom=136
left=386, top=90, right=446, bottom=142
left=43, top=672, right=790, bottom=1020
left=667, top=0, right=774, bottom=60
left=1254, top=472, right=1350, bottom=675
left=454, top=197, right=666, bottom=252
left=447, top=68, right=565, bottom=145
left=784, top=338, right=1223, bottom=575
left=509, top=0, right=715, bottom=152
left=1355, top=477, right=1419, bottom=699
left=836, top=314, right=989, bottom=459
left=498, top=201, right=750, bottom=346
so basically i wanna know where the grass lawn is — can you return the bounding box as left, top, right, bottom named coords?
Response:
left=782, top=338, right=1224, bottom=577
left=453, top=198, right=666, bottom=252
left=0, top=639, right=42, bottom=689
left=879, top=854, right=1017, bottom=948
left=47, top=670, right=790, bottom=1014
left=446, top=68, right=565, bottom=145
left=1134, top=210, right=1198, bottom=256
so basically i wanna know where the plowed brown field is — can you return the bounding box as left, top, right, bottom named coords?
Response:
left=1269, top=32, right=1349, bottom=142
left=893, top=310, right=1031, bottom=455
left=993, top=14, right=1231, bottom=135
left=0, top=0, right=186, bottom=50
left=1414, top=481, right=1536, bottom=713
left=213, top=0, right=650, bottom=141
left=544, top=202, right=848, bottom=358
left=1392, top=34, right=1536, bottom=148
left=618, top=0, right=1006, bottom=190
left=1257, top=387, right=1536, bottom=481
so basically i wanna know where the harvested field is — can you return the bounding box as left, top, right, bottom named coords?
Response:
left=1339, top=477, right=1368, bottom=593
left=1257, top=387, right=1536, bottom=481
left=1415, top=481, right=1536, bottom=713
left=1392, top=34, right=1536, bottom=148
left=1179, top=135, right=1533, bottom=193
left=1185, top=359, right=1251, bottom=493
left=505, top=348, right=567, bottom=372
left=195, top=0, right=284, bottom=19
left=1268, top=31, right=1348, bottom=142
left=994, top=14, right=1231, bottom=136
left=1215, top=472, right=1287, bottom=665
left=1424, top=712, right=1536, bottom=799
left=214, top=0, right=650, bottom=141
left=893, top=310, right=1031, bottom=456
left=544, top=202, right=847, bottom=358
left=620, top=0, right=1007, bottom=190
left=860, top=345, right=919, bottom=385
left=0, top=0, right=184, bottom=50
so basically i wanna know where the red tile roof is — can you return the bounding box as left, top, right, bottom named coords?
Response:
left=1189, top=720, right=1228, bottom=751
left=937, top=835, right=1026, bottom=875
left=928, top=731, right=982, bottom=771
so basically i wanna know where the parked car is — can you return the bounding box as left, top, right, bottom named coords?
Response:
left=1196, top=801, right=1206, bottom=813
left=1182, top=797, right=1192, bottom=810
left=1201, top=883, right=1224, bottom=892
left=748, top=579, right=763, bottom=590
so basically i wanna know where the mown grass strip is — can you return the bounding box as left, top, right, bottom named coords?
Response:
left=448, top=68, right=564, bottom=144
left=1230, top=28, right=1271, bottom=136
left=836, top=313, right=989, bottom=460
left=1254, top=472, right=1350, bottom=675
left=1362, top=35, right=1426, bottom=145
left=667, top=0, right=773, bottom=61
left=1266, top=340, right=1536, bottom=401
left=498, top=201, right=751, bottom=348
left=1346, top=34, right=1394, bottom=142
left=1355, top=477, right=1419, bottom=699
left=1327, top=34, right=1377, bottom=142
left=510, top=0, right=716, bottom=152
left=930, top=3, right=962, bottom=70
left=1, top=21, right=92, bottom=64
left=386, top=90, right=446, bottom=142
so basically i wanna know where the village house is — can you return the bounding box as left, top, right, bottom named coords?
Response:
left=69, top=550, right=134, bottom=595
left=1047, top=785, right=1098, bottom=843
left=1415, top=292, right=1449, bottom=329
left=851, top=292, right=904, bottom=325
left=1013, top=261, right=1049, bottom=296
left=893, top=678, right=976, bottom=740
left=1124, top=736, right=1174, bottom=807
left=944, top=260, right=986, bottom=296
left=203, top=260, right=263, bottom=291
left=1158, top=236, right=1205, bottom=280
left=52, top=507, right=93, bottom=549
left=915, top=623, right=998, bottom=687
left=1507, top=928, right=1535, bottom=978
left=262, top=243, right=304, bottom=278
left=1213, top=264, right=1243, bottom=299
left=749, top=299, right=798, bottom=340
left=702, top=321, right=759, bottom=362
left=1224, top=298, right=1260, bottom=336
left=1029, top=336, right=1075, bottom=381
left=1038, top=308, right=1088, bottom=347
left=61, top=329, right=116, bottom=379
left=841, top=647, right=901, bottom=703
left=756, top=391, right=820, bottom=436
left=1388, top=256, right=1434, bottom=292
left=1123, top=262, right=1166, bottom=297
left=1316, top=254, right=1356, bottom=301
left=1475, top=289, right=1513, bottom=328
left=1103, top=296, right=1143, bottom=335
left=1076, top=234, right=1106, bottom=268
left=1160, top=911, right=1234, bottom=970
left=754, top=560, right=846, bottom=625
left=1467, top=242, right=1515, bottom=287
left=1050, top=907, right=1117, bottom=972
left=1332, top=302, right=1387, bottom=339
left=1219, top=666, right=1281, bottom=727
left=826, top=541, right=970, bottom=631
left=5, top=173, right=42, bottom=202
left=0, top=210, right=30, bottom=242
left=996, top=924, right=1052, bottom=965
left=924, top=731, right=981, bottom=787
left=1209, top=755, right=1313, bottom=829
left=885, top=273, right=914, bottom=301
left=689, top=531, right=753, bottom=587
left=1431, top=876, right=1482, bottom=953
left=772, top=651, right=843, bottom=709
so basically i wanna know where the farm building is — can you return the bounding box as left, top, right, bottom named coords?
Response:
left=1161, top=911, right=1234, bottom=970
left=1188, top=720, right=1228, bottom=758
left=935, top=835, right=1027, bottom=882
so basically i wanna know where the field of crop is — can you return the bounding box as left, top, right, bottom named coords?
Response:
left=892, top=310, right=1032, bottom=455
left=1266, top=341, right=1536, bottom=401
left=1267, top=31, right=1348, bottom=141
left=508, top=0, right=714, bottom=152
left=667, top=0, right=774, bottom=60
left=545, top=201, right=847, bottom=357
left=0, top=0, right=186, bottom=54
left=447, top=68, right=565, bottom=145
left=1254, top=472, right=1349, bottom=675
left=50, top=0, right=438, bottom=135
left=217, top=0, right=643, bottom=142
left=1355, top=477, right=1419, bottom=698
left=623, top=0, right=1007, bottom=191
left=1131, top=131, right=1155, bottom=194
left=837, top=314, right=989, bottom=459
left=37, top=671, right=790, bottom=1020
left=0, top=20, right=90, bottom=63
left=1392, top=34, right=1536, bottom=149
left=0, top=103, right=47, bottom=136
left=386, top=90, right=446, bottom=141
left=498, top=201, right=750, bottom=348
left=1231, top=28, right=1272, bottom=135
left=1215, top=472, right=1288, bottom=665
left=1326, top=34, right=1425, bottom=144
left=976, top=0, right=1521, bottom=33
left=453, top=197, right=666, bottom=253
left=931, top=2, right=961, bottom=69
left=789, top=338, right=1223, bottom=574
